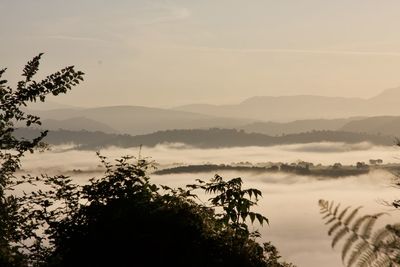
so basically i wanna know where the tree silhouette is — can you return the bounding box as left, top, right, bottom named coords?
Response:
left=0, top=54, right=84, bottom=266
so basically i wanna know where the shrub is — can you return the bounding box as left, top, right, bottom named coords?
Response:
left=23, top=155, right=294, bottom=267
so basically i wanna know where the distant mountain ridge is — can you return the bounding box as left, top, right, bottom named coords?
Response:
left=174, top=87, right=400, bottom=121
left=240, top=118, right=360, bottom=136
left=340, top=116, right=400, bottom=136
left=23, top=88, right=400, bottom=137
left=29, top=105, right=248, bottom=135
left=40, top=117, right=117, bottom=133
left=15, top=128, right=394, bottom=150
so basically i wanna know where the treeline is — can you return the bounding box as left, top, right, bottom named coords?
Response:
left=154, top=163, right=370, bottom=177
left=15, top=128, right=394, bottom=149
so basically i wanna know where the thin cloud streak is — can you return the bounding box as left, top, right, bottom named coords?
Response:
left=176, top=45, right=400, bottom=57
left=46, top=35, right=110, bottom=43
left=136, top=4, right=191, bottom=26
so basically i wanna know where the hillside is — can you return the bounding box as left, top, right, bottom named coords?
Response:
left=240, top=118, right=359, bottom=135
left=15, top=128, right=394, bottom=150
left=30, top=106, right=247, bottom=135
left=175, top=88, right=400, bottom=121
left=40, top=117, right=118, bottom=133
left=340, top=116, right=400, bottom=136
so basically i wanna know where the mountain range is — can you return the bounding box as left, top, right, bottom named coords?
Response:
left=26, top=88, right=400, bottom=137
left=29, top=106, right=247, bottom=136
left=174, top=87, right=400, bottom=121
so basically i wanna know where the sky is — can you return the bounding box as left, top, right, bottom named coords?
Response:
left=3, top=0, right=400, bottom=107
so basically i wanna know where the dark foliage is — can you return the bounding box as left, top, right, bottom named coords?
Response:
left=154, top=163, right=370, bottom=178
left=22, top=155, right=293, bottom=267
left=14, top=128, right=394, bottom=150
left=0, top=54, right=84, bottom=267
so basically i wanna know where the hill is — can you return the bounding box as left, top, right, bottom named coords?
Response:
left=239, top=118, right=359, bottom=135
left=340, top=116, right=400, bottom=136
left=175, top=88, right=400, bottom=121
left=15, top=128, right=394, bottom=150
left=40, top=117, right=118, bottom=133
left=30, top=106, right=247, bottom=135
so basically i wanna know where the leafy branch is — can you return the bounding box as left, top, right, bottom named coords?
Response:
left=187, top=174, right=268, bottom=239
left=0, top=54, right=84, bottom=266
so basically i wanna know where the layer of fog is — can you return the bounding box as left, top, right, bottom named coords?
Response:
left=21, top=142, right=400, bottom=173
left=152, top=171, right=399, bottom=267
left=18, top=142, right=400, bottom=267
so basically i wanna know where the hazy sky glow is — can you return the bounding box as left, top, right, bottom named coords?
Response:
left=3, top=1, right=400, bottom=107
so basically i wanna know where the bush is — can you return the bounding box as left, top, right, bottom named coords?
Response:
left=24, top=155, right=294, bottom=267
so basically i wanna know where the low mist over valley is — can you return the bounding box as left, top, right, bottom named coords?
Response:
left=18, top=144, right=400, bottom=267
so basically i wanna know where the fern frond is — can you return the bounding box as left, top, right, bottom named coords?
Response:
left=360, top=213, right=386, bottom=239
left=347, top=241, right=370, bottom=267
left=334, top=203, right=341, bottom=216
left=322, top=213, right=332, bottom=219
left=329, top=221, right=342, bottom=235
left=344, top=206, right=362, bottom=226
left=332, top=227, right=349, bottom=248
left=356, top=246, right=377, bottom=267
left=319, top=200, right=399, bottom=267
left=325, top=217, right=337, bottom=225
left=389, top=250, right=400, bottom=265
left=371, top=227, right=394, bottom=247
left=370, top=255, right=391, bottom=267
left=338, top=206, right=351, bottom=221
left=329, top=200, right=334, bottom=213
left=351, top=215, right=372, bottom=234
left=342, top=233, right=358, bottom=262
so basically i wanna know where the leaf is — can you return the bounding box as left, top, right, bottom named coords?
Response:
left=332, top=227, right=348, bottom=248
left=329, top=201, right=334, bottom=213
left=322, top=213, right=332, bottom=219
left=325, top=217, right=337, bottom=225
left=354, top=245, right=377, bottom=267
left=256, top=213, right=265, bottom=225
left=338, top=206, right=350, bottom=221
left=370, top=255, right=391, bottom=267
left=347, top=241, right=370, bottom=267
left=22, top=53, right=43, bottom=82
left=342, top=232, right=358, bottom=262
left=351, top=215, right=372, bottom=234
left=249, top=212, right=256, bottom=223
left=333, top=203, right=341, bottom=216
left=344, top=206, right=362, bottom=226
left=328, top=222, right=342, bottom=236
left=360, top=213, right=385, bottom=239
